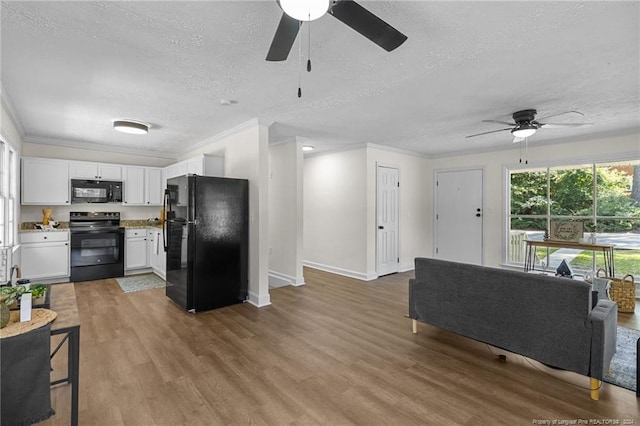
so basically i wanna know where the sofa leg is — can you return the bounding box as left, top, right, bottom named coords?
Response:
left=590, top=378, right=600, bottom=400
left=412, top=319, right=417, bottom=334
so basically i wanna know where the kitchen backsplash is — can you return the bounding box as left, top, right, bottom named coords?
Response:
left=20, top=205, right=161, bottom=223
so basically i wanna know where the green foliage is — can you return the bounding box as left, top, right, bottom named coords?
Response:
left=510, top=165, right=640, bottom=232
left=0, top=284, right=47, bottom=305
left=550, top=168, right=593, bottom=216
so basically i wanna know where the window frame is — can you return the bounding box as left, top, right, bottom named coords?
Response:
left=504, top=154, right=640, bottom=275
left=0, top=136, right=18, bottom=248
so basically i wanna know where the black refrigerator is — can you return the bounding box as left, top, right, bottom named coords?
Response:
left=163, top=175, right=249, bottom=312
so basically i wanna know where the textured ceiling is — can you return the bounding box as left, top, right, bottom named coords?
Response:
left=1, top=1, right=639, bottom=158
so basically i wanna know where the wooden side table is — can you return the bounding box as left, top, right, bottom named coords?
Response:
left=524, top=239, right=615, bottom=277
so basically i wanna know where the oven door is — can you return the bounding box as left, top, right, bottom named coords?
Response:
left=70, top=229, right=124, bottom=267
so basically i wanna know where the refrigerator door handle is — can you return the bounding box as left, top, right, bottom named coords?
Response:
left=162, top=189, right=170, bottom=252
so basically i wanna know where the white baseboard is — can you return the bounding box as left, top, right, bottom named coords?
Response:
left=399, top=264, right=415, bottom=273
left=248, top=291, right=271, bottom=308
left=268, top=270, right=305, bottom=288
left=303, top=260, right=377, bottom=281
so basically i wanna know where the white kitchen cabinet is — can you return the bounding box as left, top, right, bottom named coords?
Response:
left=124, top=166, right=163, bottom=206
left=70, top=162, right=122, bottom=180
left=145, top=168, right=163, bottom=205
left=148, top=228, right=166, bottom=279
left=21, top=158, right=70, bottom=205
left=164, top=155, right=224, bottom=180
left=125, top=229, right=148, bottom=270
left=20, top=231, right=70, bottom=280
left=163, top=161, right=187, bottom=180
left=123, top=166, right=146, bottom=205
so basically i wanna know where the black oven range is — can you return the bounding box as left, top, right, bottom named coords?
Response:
left=69, top=212, right=124, bottom=282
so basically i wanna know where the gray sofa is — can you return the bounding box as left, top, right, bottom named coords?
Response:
left=408, top=257, right=618, bottom=400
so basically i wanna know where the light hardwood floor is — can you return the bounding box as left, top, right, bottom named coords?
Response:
left=43, top=268, right=639, bottom=425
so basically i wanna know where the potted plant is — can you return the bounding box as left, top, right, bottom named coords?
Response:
left=0, top=284, right=49, bottom=328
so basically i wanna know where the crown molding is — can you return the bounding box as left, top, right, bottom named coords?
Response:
left=366, top=143, right=430, bottom=158
left=23, top=135, right=178, bottom=160
left=182, top=117, right=274, bottom=154
left=1, top=84, right=26, bottom=137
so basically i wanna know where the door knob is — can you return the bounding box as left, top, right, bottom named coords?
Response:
left=378, top=226, right=384, bottom=229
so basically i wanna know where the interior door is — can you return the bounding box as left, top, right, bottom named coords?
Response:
left=435, top=169, right=483, bottom=265
left=376, top=165, right=400, bottom=276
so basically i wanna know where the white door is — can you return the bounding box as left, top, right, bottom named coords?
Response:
left=435, top=169, right=483, bottom=265
left=377, top=165, right=400, bottom=276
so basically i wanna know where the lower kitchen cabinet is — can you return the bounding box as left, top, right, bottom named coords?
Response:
left=125, top=229, right=148, bottom=270
left=20, top=231, right=70, bottom=280
left=148, top=229, right=166, bottom=279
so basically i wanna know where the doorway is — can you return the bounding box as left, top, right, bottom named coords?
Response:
left=376, top=164, right=400, bottom=276
left=434, top=168, right=484, bottom=265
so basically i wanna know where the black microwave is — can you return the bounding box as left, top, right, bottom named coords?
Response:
left=71, top=179, right=123, bottom=203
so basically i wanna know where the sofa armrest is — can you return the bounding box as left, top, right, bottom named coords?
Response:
left=588, top=299, right=618, bottom=379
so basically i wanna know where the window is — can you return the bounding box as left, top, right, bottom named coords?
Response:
left=507, top=159, right=640, bottom=283
left=0, top=137, right=18, bottom=248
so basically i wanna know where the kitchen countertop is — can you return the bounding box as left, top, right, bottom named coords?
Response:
left=20, top=221, right=163, bottom=232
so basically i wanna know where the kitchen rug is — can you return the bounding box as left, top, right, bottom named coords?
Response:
left=116, top=274, right=165, bottom=294
left=602, top=326, right=639, bottom=392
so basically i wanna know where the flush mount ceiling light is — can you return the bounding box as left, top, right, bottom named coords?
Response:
left=279, top=0, right=330, bottom=21
left=302, top=145, right=315, bottom=152
left=113, top=119, right=149, bottom=135
left=511, top=123, right=537, bottom=139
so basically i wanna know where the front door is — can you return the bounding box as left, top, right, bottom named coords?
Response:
left=377, top=165, right=400, bottom=276
left=435, top=169, right=484, bottom=265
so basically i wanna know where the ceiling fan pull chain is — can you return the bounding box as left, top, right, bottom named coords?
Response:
left=307, top=15, right=312, bottom=72
left=525, top=138, right=529, bottom=165
left=519, top=137, right=522, bottom=163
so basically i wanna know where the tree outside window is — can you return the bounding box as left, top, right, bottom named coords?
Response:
left=508, top=160, right=640, bottom=289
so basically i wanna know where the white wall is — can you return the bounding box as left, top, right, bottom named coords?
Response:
left=303, top=134, right=638, bottom=280
left=180, top=119, right=271, bottom=307
left=365, top=146, right=431, bottom=276
left=268, top=141, right=304, bottom=287
left=303, top=148, right=369, bottom=279
left=427, top=133, right=640, bottom=268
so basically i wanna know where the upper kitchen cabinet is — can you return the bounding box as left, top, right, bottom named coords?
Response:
left=21, top=157, right=70, bottom=205
left=164, top=155, right=224, bottom=180
left=69, top=162, right=122, bottom=180
left=145, top=168, right=163, bottom=205
left=123, top=166, right=163, bottom=206
left=187, top=155, right=224, bottom=176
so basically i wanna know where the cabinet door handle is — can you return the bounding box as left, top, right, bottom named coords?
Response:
left=43, top=236, right=47, bottom=239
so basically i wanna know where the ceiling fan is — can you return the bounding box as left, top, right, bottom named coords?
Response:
left=266, top=0, right=408, bottom=62
left=466, top=109, right=593, bottom=143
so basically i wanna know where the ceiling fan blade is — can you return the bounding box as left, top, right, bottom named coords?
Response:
left=540, top=122, right=594, bottom=128
left=465, top=128, right=513, bottom=138
left=266, top=13, right=301, bottom=61
left=482, top=119, right=515, bottom=126
left=329, top=0, right=407, bottom=52
left=536, top=110, right=584, bottom=121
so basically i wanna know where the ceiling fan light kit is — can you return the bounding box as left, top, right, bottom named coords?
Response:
left=113, top=119, right=149, bottom=135
left=511, top=125, right=537, bottom=138
left=279, top=0, right=329, bottom=21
